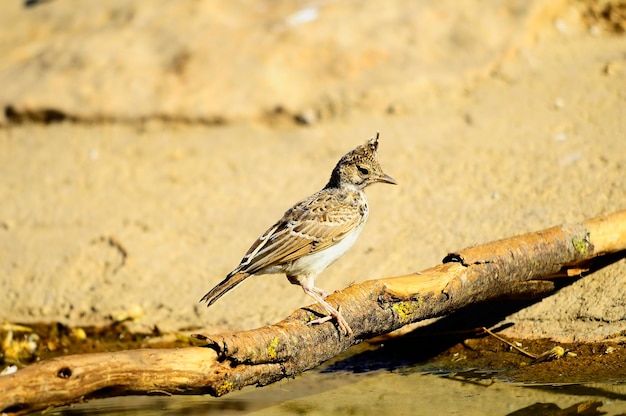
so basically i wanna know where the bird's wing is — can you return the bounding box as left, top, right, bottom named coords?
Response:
left=233, top=190, right=365, bottom=275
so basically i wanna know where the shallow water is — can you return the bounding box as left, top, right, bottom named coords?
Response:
left=49, top=368, right=626, bottom=416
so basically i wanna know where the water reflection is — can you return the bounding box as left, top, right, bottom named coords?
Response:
left=49, top=395, right=265, bottom=415
left=49, top=372, right=626, bottom=415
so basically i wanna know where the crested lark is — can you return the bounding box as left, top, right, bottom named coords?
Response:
left=200, top=132, right=396, bottom=335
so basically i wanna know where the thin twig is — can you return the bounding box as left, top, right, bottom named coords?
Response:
left=481, top=327, right=538, bottom=359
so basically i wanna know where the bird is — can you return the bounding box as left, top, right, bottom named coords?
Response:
left=200, top=132, right=396, bottom=335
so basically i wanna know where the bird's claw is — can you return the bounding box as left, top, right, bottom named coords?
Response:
left=307, top=305, right=353, bottom=336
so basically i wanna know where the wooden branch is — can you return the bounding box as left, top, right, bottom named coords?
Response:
left=2, top=210, right=626, bottom=414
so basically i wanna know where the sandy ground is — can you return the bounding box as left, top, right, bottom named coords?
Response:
left=0, top=0, right=625, bottom=342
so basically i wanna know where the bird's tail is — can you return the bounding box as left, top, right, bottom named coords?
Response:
left=199, top=271, right=252, bottom=307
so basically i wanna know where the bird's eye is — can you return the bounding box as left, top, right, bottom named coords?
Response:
left=357, top=165, right=369, bottom=175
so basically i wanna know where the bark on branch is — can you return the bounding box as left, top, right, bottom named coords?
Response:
left=2, top=210, right=626, bottom=414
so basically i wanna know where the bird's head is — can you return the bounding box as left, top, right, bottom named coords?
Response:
left=327, top=132, right=397, bottom=190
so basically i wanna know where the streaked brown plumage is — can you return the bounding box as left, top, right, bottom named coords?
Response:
left=200, top=132, right=396, bottom=335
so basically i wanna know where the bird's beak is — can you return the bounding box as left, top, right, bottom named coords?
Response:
left=378, top=173, right=397, bottom=185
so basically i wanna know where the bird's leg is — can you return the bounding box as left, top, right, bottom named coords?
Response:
left=304, top=287, right=353, bottom=335
left=288, top=274, right=353, bottom=335
left=310, top=286, right=330, bottom=299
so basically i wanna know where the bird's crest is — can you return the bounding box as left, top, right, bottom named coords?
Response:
left=345, top=131, right=380, bottom=163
